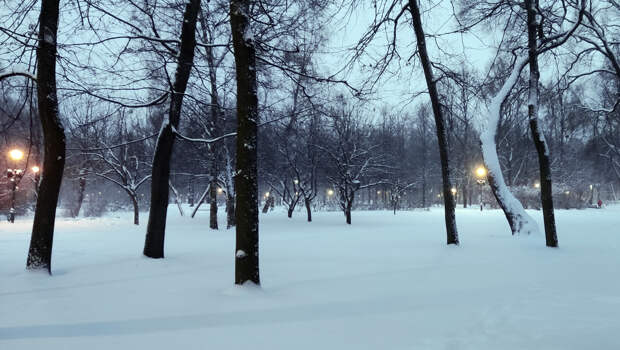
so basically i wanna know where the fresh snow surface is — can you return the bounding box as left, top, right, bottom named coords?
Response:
left=1, top=205, right=619, bottom=349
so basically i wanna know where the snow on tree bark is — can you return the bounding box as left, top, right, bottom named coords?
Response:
left=480, top=56, right=539, bottom=236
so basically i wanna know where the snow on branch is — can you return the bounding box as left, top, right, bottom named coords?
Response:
left=0, top=69, right=37, bottom=83
left=67, top=133, right=159, bottom=152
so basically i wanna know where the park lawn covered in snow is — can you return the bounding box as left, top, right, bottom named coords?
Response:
left=0, top=205, right=619, bottom=349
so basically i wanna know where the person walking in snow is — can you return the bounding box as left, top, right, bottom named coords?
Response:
left=597, top=199, right=603, bottom=208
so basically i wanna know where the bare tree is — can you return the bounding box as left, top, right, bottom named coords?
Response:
left=25, top=0, right=66, bottom=273
left=318, top=104, right=384, bottom=224
left=230, top=0, right=260, bottom=285
left=144, top=0, right=202, bottom=259
left=408, top=0, right=459, bottom=245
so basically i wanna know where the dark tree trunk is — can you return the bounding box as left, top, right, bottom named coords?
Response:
left=9, top=180, right=16, bottom=223
left=463, top=185, right=468, bottom=208
left=305, top=198, right=312, bottom=222
left=188, top=177, right=195, bottom=207
left=27, top=0, right=65, bottom=274
left=409, top=0, right=458, bottom=245
left=345, top=192, right=354, bottom=224
left=144, top=0, right=201, bottom=259
left=526, top=0, right=557, bottom=247
left=226, top=194, right=236, bottom=228
left=131, top=194, right=139, bottom=226
left=209, top=179, right=218, bottom=229
left=421, top=177, right=426, bottom=208
left=345, top=205, right=352, bottom=224
left=231, top=0, right=260, bottom=285
left=287, top=206, right=294, bottom=218
left=204, top=17, right=220, bottom=231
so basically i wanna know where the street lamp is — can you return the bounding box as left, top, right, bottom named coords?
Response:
left=475, top=166, right=487, bottom=211
left=9, top=149, right=24, bottom=161
left=31, top=165, right=40, bottom=185
left=534, top=182, right=540, bottom=189
left=6, top=149, right=25, bottom=223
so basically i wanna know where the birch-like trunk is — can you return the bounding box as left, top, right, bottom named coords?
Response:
left=480, top=56, right=539, bottom=236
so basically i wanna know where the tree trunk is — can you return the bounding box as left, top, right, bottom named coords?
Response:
left=409, top=0, right=458, bottom=245
left=305, top=198, right=312, bottom=222
left=144, top=0, right=201, bottom=259
left=9, top=180, right=16, bottom=223
left=204, top=18, right=220, bottom=231
left=262, top=198, right=270, bottom=213
left=73, top=176, right=86, bottom=217
left=131, top=194, right=139, bottom=226
left=209, top=178, right=218, bottom=229
left=526, top=0, right=557, bottom=247
left=463, top=184, right=468, bottom=208
left=345, top=205, right=352, bottom=224
left=345, top=192, right=354, bottom=224
left=190, top=184, right=209, bottom=218
left=231, top=0, right=260, bottom=286
left=27, top=0, right=65, bottom=274
left=188, top=176, right=195, bottom=207
left=287, top=206, right=294, bottom=218
left=479, top=52, right=539, bottom=235
left=226, top=194, right=236, bottom=228
left=169, top=181, right=185, bottom=217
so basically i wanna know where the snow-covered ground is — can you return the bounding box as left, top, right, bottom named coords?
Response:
left=1, top=205, right=619, bottom=349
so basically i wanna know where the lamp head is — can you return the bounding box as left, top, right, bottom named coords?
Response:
left=9, top=149, right=24, bottom=161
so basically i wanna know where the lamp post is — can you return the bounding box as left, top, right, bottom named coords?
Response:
left=475, top=166, right=487, bottom=212
left=7, top=149, right=25, bottom=223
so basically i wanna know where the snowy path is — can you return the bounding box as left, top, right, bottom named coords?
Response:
left=1, top=206, right=619, bottom=349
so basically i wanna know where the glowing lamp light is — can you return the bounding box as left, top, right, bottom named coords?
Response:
left=475, top=166, right=487, bottom=178
left=31, top=166, right=40, bottom=173
left=265, top=192, right=270, bottom=198
left=377, top=190, right=381, bottom=195
left=217, top=188, right=223, bottom=194
left=451, top=187, right=457, bottom=195
left=9, top=149, right=24, bottom=161
left=327, top=189, right=334, bottom=196
left=534, top=182, right=540, bottom=189
left=293, top=179, right=299, bottom=185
